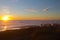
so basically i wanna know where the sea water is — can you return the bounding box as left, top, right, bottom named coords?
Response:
left=0, top=20, right=60, bottom=31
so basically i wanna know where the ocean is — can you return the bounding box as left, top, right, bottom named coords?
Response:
left=0, top=20, right=60, bottom=31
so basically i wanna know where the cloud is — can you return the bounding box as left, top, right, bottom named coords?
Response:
left=24, top=8, right=38, bottom=13
left=43, top=8, right=48, bottom=12
left=2, top=6, right=10, bottom=14
left=24, top=8, right=49, bottom=13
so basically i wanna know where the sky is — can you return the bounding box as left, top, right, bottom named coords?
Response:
left=0, top=0, right=60, bottom=20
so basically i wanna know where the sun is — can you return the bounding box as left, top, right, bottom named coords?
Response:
left=2, top=15, right=11, bottom=21
left=2, top=16, right=9, bottom=20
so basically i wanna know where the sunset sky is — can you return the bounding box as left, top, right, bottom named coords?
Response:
left=0, top=0, right=60, bottom=20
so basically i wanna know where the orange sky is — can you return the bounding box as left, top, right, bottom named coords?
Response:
left=0, top=15, right=60, bottom=20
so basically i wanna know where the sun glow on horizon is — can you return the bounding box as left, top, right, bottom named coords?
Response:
left=0, top=15, right=12, bottom=31
left=1, top=15, right=12, bottom=21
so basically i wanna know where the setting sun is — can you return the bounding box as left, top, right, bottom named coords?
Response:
left=1, top=15, right=12, bottom=21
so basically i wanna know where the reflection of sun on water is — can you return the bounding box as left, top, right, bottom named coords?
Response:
left=0, top=15, right=20, bottom=31
left=1, top=15, right=12, bottom=31
left=2, top=26, right=7, bottom=31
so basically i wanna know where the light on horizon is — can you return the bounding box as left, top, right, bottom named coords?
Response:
left=1, top=15, right=12, bottom=22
